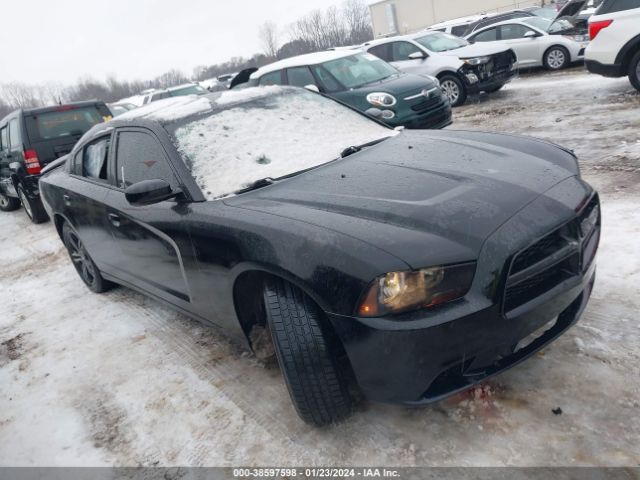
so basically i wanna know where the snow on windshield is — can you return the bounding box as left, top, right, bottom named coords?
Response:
left=117, top=96, right=213, bottom=122
left=172, top=87, right=395, bottom=200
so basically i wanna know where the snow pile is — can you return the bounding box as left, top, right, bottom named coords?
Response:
left=173, top=89, right=395, bottom=199
left=116, top=96, right=213, bottom=123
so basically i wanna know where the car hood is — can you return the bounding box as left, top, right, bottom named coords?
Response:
left=225, top=130, right=579, bottom=269
left=438, top=42, right=511, bottom=58
left=356, top=72, right=437, bottom=95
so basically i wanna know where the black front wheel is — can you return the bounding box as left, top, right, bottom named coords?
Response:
left=439, top=74, right=467, bottom=107
left=629, top=50, right=640, bottom=92
left=62, top=222, right=113, bottom=293
left=263, top=278, right=353, bottom=426
left=17, top=185, right=49, bottom=224
left=0, top=192, right=20, bottom=212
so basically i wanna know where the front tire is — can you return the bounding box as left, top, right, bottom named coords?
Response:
left=439, top=74, right=467, bottom=107
left=629, top=50, right=640, bottom=92
left=263, top=278, right=352, bottom=426
left=62, top=222, right=113, bottom=293
left=17, top=184, right=49, bottom=224
left=544, top=46, right=570, bottom=70
left=0, top=192, right=20, bottom=212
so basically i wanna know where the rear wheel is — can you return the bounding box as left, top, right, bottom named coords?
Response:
left=62, top=222, right=113, bottom=293
left=439, top=74, right=467, bottom=107
left=0, top=192, right=20, bottom=212
left=17, top=184, right=49, bottom=224
left=544, top=46, right=570, bottom=70
left=263, top=278, right=352, bottom=426
left=629, top=50, right=640, bottom=92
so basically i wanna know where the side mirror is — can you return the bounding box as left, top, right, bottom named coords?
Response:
left=125, top=179, right=181, bottom=206
left=304, top=84, right=320, bottom=93
left=408, top=51, right=427, bottom=60
left=524, top=31, right=538, bottom=38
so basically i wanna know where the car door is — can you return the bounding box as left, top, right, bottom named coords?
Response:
left=64, top=133, right=121, bottom=271
left=497, top=24, right=542, bottom=66
left=285, top=66, right=318, bottom=89
left=103, top=127, right=193, bottom=305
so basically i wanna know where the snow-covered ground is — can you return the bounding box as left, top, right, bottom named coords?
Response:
left=1, top=68, right=639, bottom=467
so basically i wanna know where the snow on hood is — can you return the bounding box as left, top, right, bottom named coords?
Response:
left=171, top=87, right=396, bottom=200
left=443, top=42, right=512, bottom=58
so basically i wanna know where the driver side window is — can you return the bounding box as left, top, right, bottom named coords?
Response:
left=115, top=131, right=178, bottom=189
left=391, top=41, right=422, bottom=61
left=471, top=27, right=498, bottom=42
left=500, top=24, right=534, bottom=40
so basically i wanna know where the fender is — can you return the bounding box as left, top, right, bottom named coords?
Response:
left=615, top=33, right=640, bottom=69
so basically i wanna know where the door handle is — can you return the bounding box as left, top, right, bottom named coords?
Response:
left=63, top=194, right=71, bottom=206
left=108, top=213, right=121, bottom=228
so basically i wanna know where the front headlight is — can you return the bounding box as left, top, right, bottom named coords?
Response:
left=463, top=56, right=491, bottom=66
left=357, top=263, right=476, bottom=317
left=366, top=92, right=397, bottom=108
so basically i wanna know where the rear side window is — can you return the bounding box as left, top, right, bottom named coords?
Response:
left=82, top=136, right=111, bottom=182
left=597, top=0, right=640, bottom=12
left=259, top=71, right=284, bottom=86
left=367, top=44, right=393, bottom=62
left=9, top=119, right=21, bottom=149
left=451, top=25, right=469, bottom=37
left=286, top=67, right=316, bottom=88
left=0, top=127, right=8, bottom=152
left=471, top=27, right=498, bottom=42
left=115, top=131, right=177, bottom=189
left=25, top=106, right=107, bottom=142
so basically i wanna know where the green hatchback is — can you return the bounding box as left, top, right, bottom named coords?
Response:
left=245, top=50, right=452, bottom=130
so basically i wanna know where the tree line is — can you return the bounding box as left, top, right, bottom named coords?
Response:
left=0, top=0, right=372, bottom=119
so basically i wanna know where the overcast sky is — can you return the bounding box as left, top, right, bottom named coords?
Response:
left=1, top=0, right=368, bottom=85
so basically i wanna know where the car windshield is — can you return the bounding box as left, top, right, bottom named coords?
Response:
left=169, top=87, right=395, bottom=199
left=320, top=53, right=398, bottom=89
left=522, top=17, right=574, bottom=33
left=529, top=7, right=557, bottom=19
left=169, top=85, right=207, bottom=97
left=414, top=32, right=469, bottom=52
left=25, top=106, right=107, bottom=141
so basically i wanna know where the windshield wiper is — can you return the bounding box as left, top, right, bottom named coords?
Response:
left=234, top=177, right=275, bottom=194
left=340, top=137, right=390, bottom=158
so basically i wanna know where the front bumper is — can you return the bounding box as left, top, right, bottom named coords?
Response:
left=401, top=101, right=452, bottom=130
left=329, top=263, right=595, bottom=404
left=329, top=178, right=599, bottom=404
left=465, top=68, right=518, bottom=94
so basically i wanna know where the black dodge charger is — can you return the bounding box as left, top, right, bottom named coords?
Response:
left=39, top=87, right=600, bottom=425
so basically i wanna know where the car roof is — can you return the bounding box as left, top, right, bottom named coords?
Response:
left=364, top=31, right=443, bottom=48
left=110, top=86, right=294, bottom=126
left=21, top=100, right=106, bottom=115
left=251, top=50, right=362, bottom=78
left=167, top=83, right=200, bottom=91
left=469, top=16, right=547, bottom=34
left=428, top=14, right=487, bottom=29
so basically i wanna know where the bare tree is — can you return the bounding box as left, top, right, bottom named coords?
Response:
left=342, top=0, right=373, bottom=45
left=259, top=21, right=280, bottom=59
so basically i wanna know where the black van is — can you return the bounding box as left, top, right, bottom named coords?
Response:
left=0, top=101, right=112, bottom=223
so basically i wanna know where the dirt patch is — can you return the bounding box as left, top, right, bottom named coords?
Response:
left=76, top=387, right=138, bottom=463
left=0, top=333, right=27, bottom=367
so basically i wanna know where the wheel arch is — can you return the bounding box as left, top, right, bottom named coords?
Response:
left=230, top=263, right=335, bottom=349
left=616, top=33, right=640, bottom=71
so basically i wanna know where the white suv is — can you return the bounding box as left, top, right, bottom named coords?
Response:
left=585, top=0, right=640, bottom=91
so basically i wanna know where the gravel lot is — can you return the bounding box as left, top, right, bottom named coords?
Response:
left=1, top=67, right=639, bottom=467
